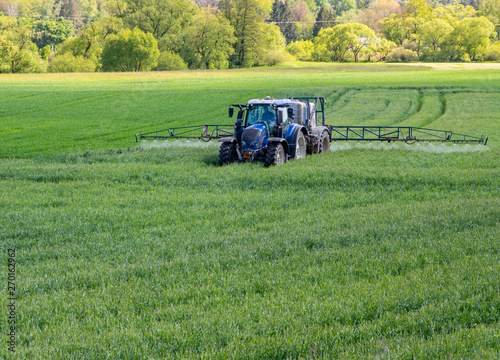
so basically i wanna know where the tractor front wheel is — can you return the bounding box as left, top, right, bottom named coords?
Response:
left=294, top=132, right=306, bottom=160
left=218, top=142, right=237, bottom=166
left=265, top=143, right=286, bottom=167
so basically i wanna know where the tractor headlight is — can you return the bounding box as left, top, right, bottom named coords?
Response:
left=250, top=140, right=257, bottom=146
left=241, top=141, right=246, bottom=146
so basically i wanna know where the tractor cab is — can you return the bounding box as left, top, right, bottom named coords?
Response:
left=245, top=104, right=278, bottom=136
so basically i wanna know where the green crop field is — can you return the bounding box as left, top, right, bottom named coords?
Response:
left=1, top=64, right=499, bottom=359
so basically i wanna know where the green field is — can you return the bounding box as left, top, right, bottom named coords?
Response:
left=1, top=65, right=499, bottom=359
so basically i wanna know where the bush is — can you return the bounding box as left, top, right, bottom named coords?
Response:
left=386, top=47, right=419, bottom=62
left=262, top=49, right=292, bottom=66
left=153, top=51, right=187, bottom=71
left=49, top=53, right=96, bottom=72
left=483, top=43, right=500, bottom=61
left=286, top=40, right=314, bottom=61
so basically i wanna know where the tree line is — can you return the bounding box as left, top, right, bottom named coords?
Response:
left=0, top=0, right=499, bottom=73
left=288, top=0, right=499, bottom=62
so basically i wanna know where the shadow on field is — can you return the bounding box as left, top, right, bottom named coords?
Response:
left=203, top=154, right=219, bottom=166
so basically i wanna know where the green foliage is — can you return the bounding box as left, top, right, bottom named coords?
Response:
left=125, top=0, right=197, bottom=51
left=101, top=27, right=160, bottom=71
left=357, top=0, right=401, bottom=32
left=49, top=52, right=97, bottom=72
left=404, top=0, right=433, bottom=19
left=449, top=16, right=496, bottom=60
left=418, top=19, right=453, bottom=61
left=313, top=4, right=336, bottom=37
left=39, top=44, right=51, bottom=60
left=329, top=0, right=357, bottom=16
left=181, top=8, right=236, bottom=69
left=386, top=46, right=419, bottom=61
left=153, top=51, right=187, bottom=70
left=0, top=16, right=46, bottom=73
left=378, top=14, right=405, bottom=45
left=483, top=42, right=500, bottom=60
left=368, top=38, right=397, bottom=61
left=221, top=0, right=274, bottom=67
left=271, top=0, right=299, bottom=43
left=32, top=18, right=74, bottom=49
left=433, top=4, right=477, bottom=27
left=262, top=48, right=293, bottom=65
left=479, top=0, right=500, bottom=38
left=286, top=39, right=315, bottom=60
left=314, top=23, right=376, bottom=62
left=258, top=22, right=290, bottom=65
left=56, top=16, right=124, bottom=69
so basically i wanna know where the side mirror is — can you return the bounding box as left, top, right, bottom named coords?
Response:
left=237, top=109, right=244, bottom=122
left=229, top=107, right=234, bottom=118
left=287, top=108, right=294, bottom=120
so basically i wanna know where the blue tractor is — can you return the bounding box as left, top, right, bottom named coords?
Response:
left=218, top=97, right=330, bottom=167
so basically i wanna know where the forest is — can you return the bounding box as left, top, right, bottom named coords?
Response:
left=0, top=0, right=499, bottom=72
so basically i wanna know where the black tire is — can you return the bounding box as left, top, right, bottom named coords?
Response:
left=318, top=131, right=330, bottom=153
left=294, top=132, right=306, bottom=160
left=265, top=143, right=286, bottom=167
left=218, top=142, right=236, bottom=166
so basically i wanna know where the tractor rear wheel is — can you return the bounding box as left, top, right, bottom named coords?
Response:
left=218, top=142, right=236, bottom=166
left=294, top=132, right=306, bottom=160
left=265, top=143, right=286, bottom=167
left=319, top=131, right=330, bottom=153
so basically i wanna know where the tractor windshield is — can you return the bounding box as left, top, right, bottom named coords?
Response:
left=246, top=104, right=277, bottom=134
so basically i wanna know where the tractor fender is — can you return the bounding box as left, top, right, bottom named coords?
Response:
left=285, top=125, right=307, bottom=158
left=218, top=137, right=237, bottom=143
left=268, top=138, right=289, bottom=155
left=310, top=126, right=330, bottom=140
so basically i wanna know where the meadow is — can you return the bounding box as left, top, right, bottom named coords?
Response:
left=0, top=64, right=499, bottom=359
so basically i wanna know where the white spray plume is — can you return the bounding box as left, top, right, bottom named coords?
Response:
left=329, top=141, right=489, bottom=154
left=141, top=139, right=489, bottom=154
left=140, top=139, right=218, bottom=149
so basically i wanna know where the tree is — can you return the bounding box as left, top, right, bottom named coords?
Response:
left=378, top=14, right=424, bottom=46
left=459, top=0, right=479, bottom=8
left=32, top=18, right=74, bottom=49
left=313, top=4, right=336, bottom=37
left=125, top=0, right=197, bottom=51
left=182, top=8, right=236, bottom=69
left=314, top=23, right=375, bottom=62
left=101, top=27, right=160, bottom=71
left=0, top=15, right=45, bottom=73
left=329, top=0, right=357, bottom=16
left=220, top=0, right=273, bottom=67
left=292, top=1, right=314, bottom=40
left=259, top=22, right=289, bottom=65
left=404, top=0, right=432, bottom=19
left=346, top=22, right=376, bottom=62
left=432, top=4, right=477, bottom=27
left=378, top=14, right=404, bottom=44
left=479, top=0, right=500, bottom=20
left=448, top=16, right=496, bottom=60
left=479, top=0, right=500, bottom=39
left=368, top=37, right=396, bottom=61
left=271, top=0, right=298, bottom=43
left=417, top=19, right=453, bottom=61
left=357, top=0, right=401, bottom=32
left=55, top=16, right=124, bottom=71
